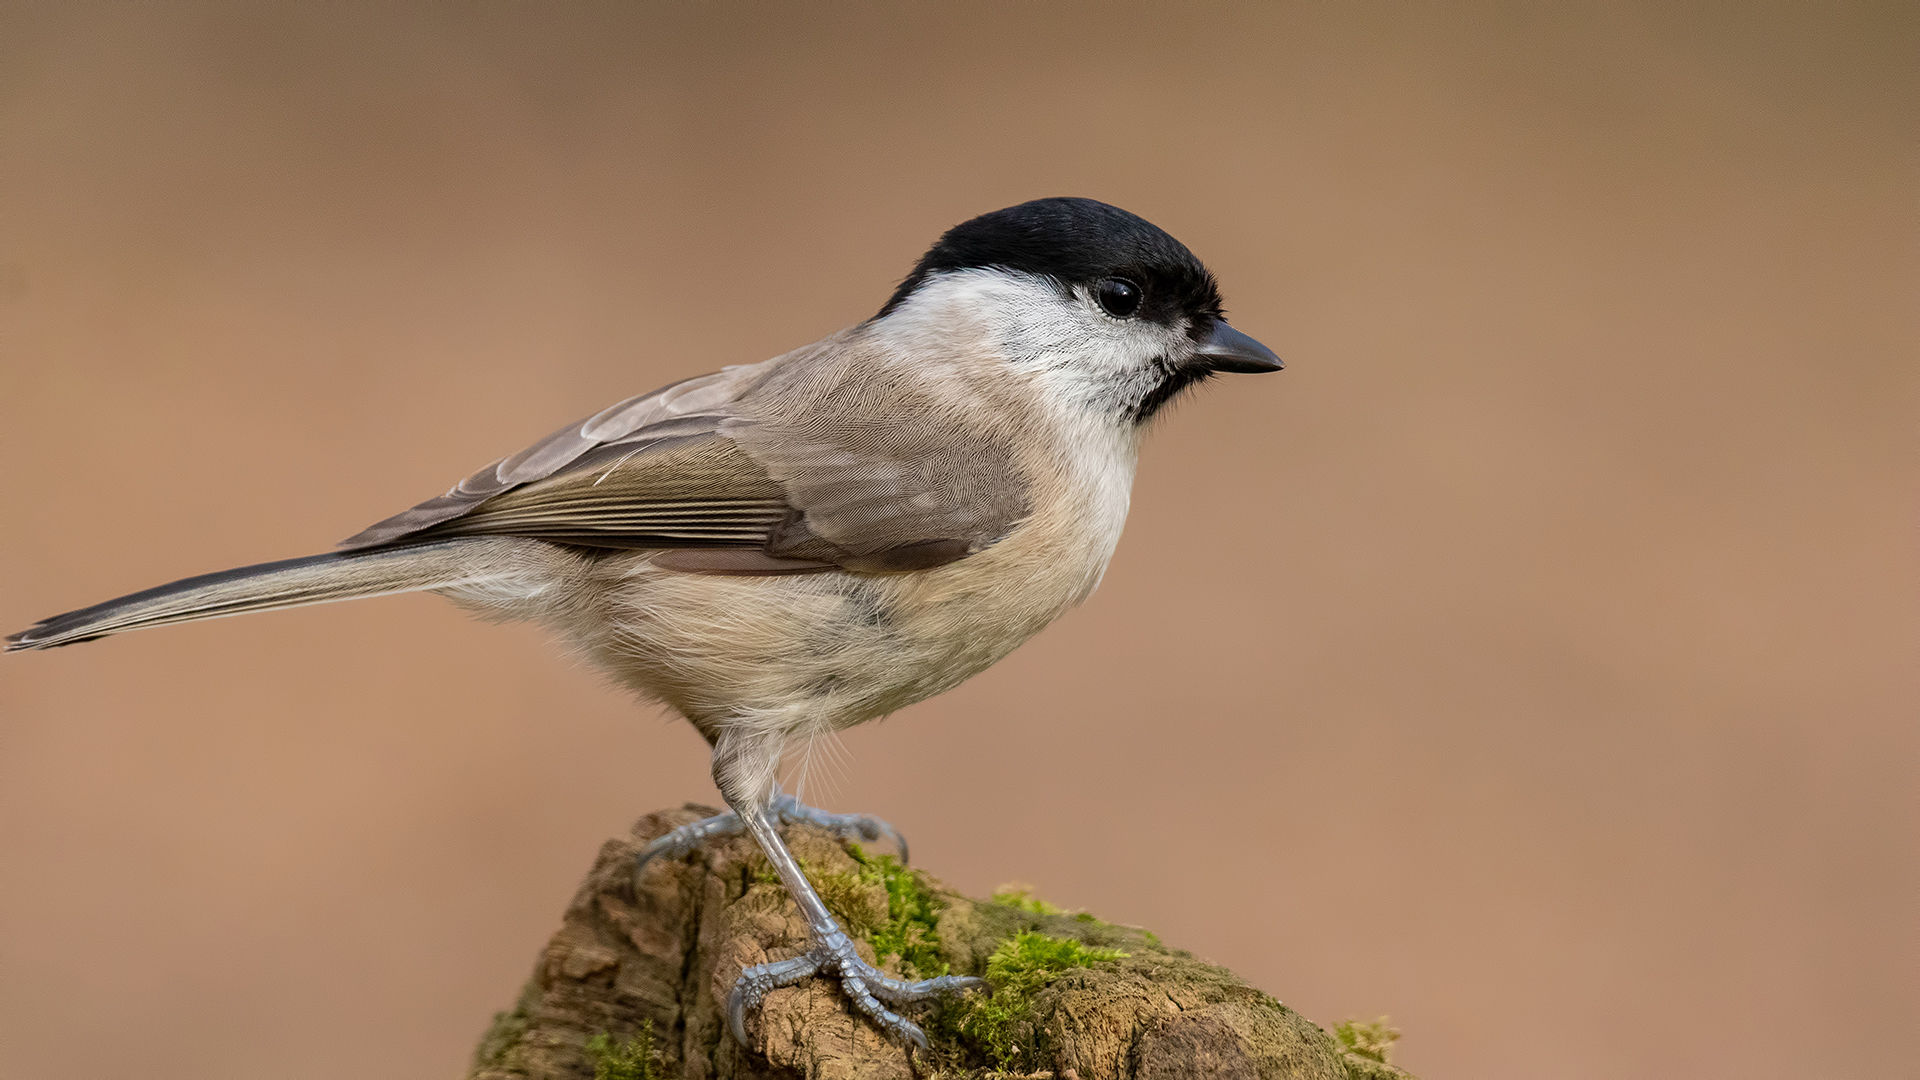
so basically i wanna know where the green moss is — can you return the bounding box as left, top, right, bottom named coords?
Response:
left=753, top=843, right=953, bottom=978
left=846, top=843, right=949, bottom=977
left=811, top=865, right=888, bottom=939
left=1334, top=1017, right=1401, bottom=1064
left=469, top=979, right=539, bottom=1074
left=951, top=931, right=1130, bottom=1071
left=748, top=844, right=1185, bottom=1073
left=992, top=884, right=1152, bottom=944
left=990, top=882, right=1065, bottom=915
left=584, top=1021, right=657, bottom=1080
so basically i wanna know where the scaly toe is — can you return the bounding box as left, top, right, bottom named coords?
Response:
left=727, top=953, right=820, bottom=1046
left=634, top=810, right=745, bottom=875
left=728, top=934, right=984, bottom=1050
left=770, top=794, right=911, bottom=863
left=865, top=970, right=989, bottom=1006
left=638, top=799, right=910, bottom=876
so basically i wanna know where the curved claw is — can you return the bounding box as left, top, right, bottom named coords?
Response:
left=637, top=799, right=910, bottom=876
left=868, top=971, right=988, bottom=1005
left=634, top=811, right=745, bottom=875
left=770, top=794, right=910, bottom=863
left=728, top=940, right=985, bottom=1049
left=836, top=973, right=928, bottom=1050
left=727, top=953, right=821, bottom=1046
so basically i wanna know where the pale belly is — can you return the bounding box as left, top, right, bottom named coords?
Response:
left=560, top=481, right=1129, bottom=746
left=434, top=412, right=1140, bottom=753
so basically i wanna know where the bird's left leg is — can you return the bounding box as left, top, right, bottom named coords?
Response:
left=709, top=731, right=981, bottom=1049
left=633, top=791, right=909, bottom=875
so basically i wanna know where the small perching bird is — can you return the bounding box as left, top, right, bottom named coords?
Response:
left=8, top=197, right=1282, bottom=1048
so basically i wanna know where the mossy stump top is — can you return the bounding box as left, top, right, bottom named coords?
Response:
left=469, top=806, right=1414, bottom=1080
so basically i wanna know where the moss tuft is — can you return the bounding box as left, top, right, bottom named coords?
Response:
left=584, top=1021, right=657, bottom=1080
left=991, top=884, right=1145, bottom=941
left=846, top=844, right=949, bottom=977
left=469, top=978, right=538, bottom=1073
left=755, top=843, right=953, bottom=978
left=990, top=882, right=1066, bottom=915
left=1334, top=1016, right=1401, bottom=1064
left=949, top=931, right=1129, bottom=1070
left=810, top=865, right=889, bottom=940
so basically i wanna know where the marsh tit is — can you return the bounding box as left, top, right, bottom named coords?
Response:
left=9, top=197, right=1283, bottom=1049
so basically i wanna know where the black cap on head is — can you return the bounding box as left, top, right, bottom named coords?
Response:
left=877, top=197, right=1224, bottom=330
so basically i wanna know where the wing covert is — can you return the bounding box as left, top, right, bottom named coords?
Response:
left=337, top=327, right=1036, bottom=573
left=411, top=433, right=793, bottom=549
left=721, top=333, right=1034, bottom=571
left=337, top=368, right=765, bottom=551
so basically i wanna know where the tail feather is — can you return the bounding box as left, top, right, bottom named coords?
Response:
left=6, top=539, right=507, bottom=651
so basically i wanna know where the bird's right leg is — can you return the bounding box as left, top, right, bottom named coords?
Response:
left=706, top=727, right=983, bottom=1049
left=634, top=792, right=909, bottom=874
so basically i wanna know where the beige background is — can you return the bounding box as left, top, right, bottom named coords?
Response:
left=1, top=4, right=1914, bottom=1078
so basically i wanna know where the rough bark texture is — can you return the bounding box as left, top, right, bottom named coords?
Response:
left=469, top=806, right=1415, bottom=1080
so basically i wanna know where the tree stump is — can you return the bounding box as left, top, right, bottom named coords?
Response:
left=468, top=806, right=1414, bottom=1080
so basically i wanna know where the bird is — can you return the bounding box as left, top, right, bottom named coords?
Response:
left=7, top=196, right=1282, bottom=1050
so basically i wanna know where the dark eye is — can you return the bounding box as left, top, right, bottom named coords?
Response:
left=1095, top=277, right=1142, bottom=318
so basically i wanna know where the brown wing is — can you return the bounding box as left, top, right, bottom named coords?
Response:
left=337, top=368, right=764, bottom=550
left=724, top=333, right=1033, bottom=571
left=337, top=328, right=1033, bottom=573
left=409, top=433, right=792, bottom=548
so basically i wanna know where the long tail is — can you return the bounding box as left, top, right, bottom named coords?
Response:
left=6, top=538, right=512, bottom=652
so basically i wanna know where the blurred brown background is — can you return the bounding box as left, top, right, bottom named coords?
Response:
left=0, top=3, right=1913, bottom=1078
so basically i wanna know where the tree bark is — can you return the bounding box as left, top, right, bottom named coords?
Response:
left=468, top=806, right=1415, bottom=1080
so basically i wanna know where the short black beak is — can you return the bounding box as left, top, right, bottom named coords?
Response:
left=1195, top=320, right=1284, bottom=373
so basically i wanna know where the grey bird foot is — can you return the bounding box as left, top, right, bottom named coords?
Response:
left=769, top=793, right=911, bottom=863
left=728, top=929, right=986, bottom=1049
left=635, top=793, right=909, bottom=875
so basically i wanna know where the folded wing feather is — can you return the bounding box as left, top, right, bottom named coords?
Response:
left=334, top=331, right=1032, bottom=573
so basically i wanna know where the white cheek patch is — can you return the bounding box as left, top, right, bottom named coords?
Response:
left=876, top=269, right=1190, bottom=417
